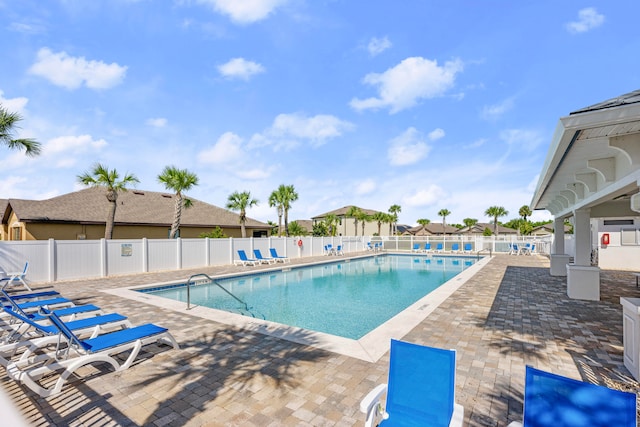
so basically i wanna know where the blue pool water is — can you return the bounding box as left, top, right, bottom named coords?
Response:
left=139, top=254, right=476, bottom=339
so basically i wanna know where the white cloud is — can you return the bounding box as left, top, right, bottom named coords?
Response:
left=196, top=0, right=288, bottom=24
left=402, top=184, right=446, bottom=207
left=198, top=131, right=244, bottom=164
left=387, top=127, right=432, bottom=166
left=251, top=112, right=355, bottom=149
left=28, top=48, right=127, bottom=90
left=0, top=91, right=29, bottom=114
left=218, top=58, right=265, bottom=80
left=465, top=138, right=487, bottom=149
left=428, top=128, right=445, bottom=141
left=481, top=97, right=514, bottom=120
left=367, top=36, right=392, bottom=56
left=355, top=179, right=377, bottom=195
left=146, top=117, right=167, bottom=128
left=43, top=134, right=107, bottom=167
left=350, top=57, right=463, bottom=114
left=566, top=8, right=605, bottom=34
left=500, top=129, right=545, bottom=152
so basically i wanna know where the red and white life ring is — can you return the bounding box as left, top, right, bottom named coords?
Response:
left=297, top=239, right=303, bottom=247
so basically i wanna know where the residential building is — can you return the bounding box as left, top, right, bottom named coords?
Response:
left=311, top=206, right=390, bottom=236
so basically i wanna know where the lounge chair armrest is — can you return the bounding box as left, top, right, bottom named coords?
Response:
left=360, top=383, right=387, bottom=427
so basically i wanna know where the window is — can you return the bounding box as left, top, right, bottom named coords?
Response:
left=604, top=219, right=634, bottom=226
left=621, top=229, right=638, bottom=246
left=11, top=227, right=21, bottom=241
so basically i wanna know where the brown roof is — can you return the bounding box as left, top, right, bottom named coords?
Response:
left=455, top=222, right=517, bottom=234
left=4, top=187, right=268, bottom=229
left=311, top=205, right=383, bottom=219
left=405, top=223, right=459, bottom=235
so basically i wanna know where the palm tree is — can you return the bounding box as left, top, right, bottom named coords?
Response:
left=77, top=163, right=139, bottom=239
left=462, top=218, right=478, bottom=232
left=485, top=206, right=509, bottom=235
left=519, top=205, right=532, bottom=222
left=416, top=218, right=430, bottom=233
left=324, top=213, right=339, bottom=237
left=346, top=206, right=362, bottom=236
left=388, top=204, right=401, bottom=235
left=157, top=166, right=199, bottom=239
left=371, top=212, right=387, bottom=236
left=269, top=184, right=298, bottom=237
left=437, top=209, right=451, bottom=235
left=226, top=190, right=259, bottom=238
left=357, top=211, right=370, bottom=236
left=288, top=221, right=307, bottom=236
left=1, top=105, right=41, bottom=157
left=268, top=189, right=284, bottom=237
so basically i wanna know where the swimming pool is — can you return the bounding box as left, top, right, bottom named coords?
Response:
left=137, top=254, right=477, bottom=340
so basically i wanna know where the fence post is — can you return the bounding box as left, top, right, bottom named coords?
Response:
left=205, top=237, right=211, bottom=266
left=142, top=238, right=148, bottom=273
left=229, top=237, right=234, bottom=264
left=100, top=238, right=107, bottom=278
left=176, top=237, right=182, bottom=270
left=48, top=238, right=55, bottom=282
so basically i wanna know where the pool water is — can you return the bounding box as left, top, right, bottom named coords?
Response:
left=140, top=254, right=476, bottom=339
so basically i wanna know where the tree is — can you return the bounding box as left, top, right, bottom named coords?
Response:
left=312, top=222, right=328, bottom=236
left=437, top=209, right=451, bottom=234
left=485, top=206, right=509, bottom=235
left=519, top=205, right=532, bottom=221
left=324, top=213, right=339, bottom=237
left=462, top=218, right=478, bottom=232
left=226, top=190, right=258, bottom=238
left=388, top=204, right=401, bottom=235
left=199, top=226, right=227, bottom=238
left=357, top=211, right=370, bottom=236
left=269, top=184, right=298, bottom=237
left=0, top=105, right=41, bottom=157
left=288, top=221, right=307, bottom=236
left=77, top=163, right=139, bottom=239
left=346, top=206, right=362, bottom=236
left=371, top=212, right=387, bottom=236
left=268, top=190, right=284, bottom=237
left=158, top=166, right=199, bottom=239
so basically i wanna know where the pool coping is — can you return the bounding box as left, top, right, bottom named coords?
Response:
left=102, top=253, right=491, bottom=363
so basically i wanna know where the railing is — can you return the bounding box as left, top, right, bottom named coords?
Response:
left=185, top=273, right=264, bottom=319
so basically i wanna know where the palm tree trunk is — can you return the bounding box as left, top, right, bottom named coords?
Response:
left=105, top=191, right=117, bottom=239
left=170, top=194, right=183, bottom=239
left=284, top=209, right=289, bottom=237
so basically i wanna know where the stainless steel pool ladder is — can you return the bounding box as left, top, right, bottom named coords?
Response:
left=186, top=273, right=264, bottom=319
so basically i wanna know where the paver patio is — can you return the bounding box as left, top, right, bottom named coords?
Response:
left=1, top=253, right=639, bottom=426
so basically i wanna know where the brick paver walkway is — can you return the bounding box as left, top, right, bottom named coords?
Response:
left=2, top=254, right=639, bottom=426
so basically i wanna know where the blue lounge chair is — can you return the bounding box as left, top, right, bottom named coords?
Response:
left=508, top=366, right=636, bottom=427
left=335, top=245, right=344, bottom=255
left=411, top=243, right=420, bottom=252
left=422, top=242, right=432, bottom=252
left=451, top=243, right=460, bottom=253
left=0, top=262, right=31, bottom=291
left=324, top=245, right=335, bottom=255
left=360, top=340, right=464, bottom=427
left=253, top=249, right=276, bottom=264
left=234, top=250, right=258, bottom=266
left=435, top=243, right=444, bottom=253
left=6, top=306, right=179, bottom=398
left=269, top=248, right=290, bottom=263
left=463, top=243, right=472, bottom=253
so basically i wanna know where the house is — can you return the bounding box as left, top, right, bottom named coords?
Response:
left=455, top=222, right=518, bottom=236
left=403, top=223, right=459, bottom=236
left=530, top=223, right=571, bottom=236
left=1, top=187, right=271, bottom=240
left=311, top=206, right=390, bottom=236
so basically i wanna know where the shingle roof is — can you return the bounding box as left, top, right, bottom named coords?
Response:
left=570, top=89, right=640, bottom=115
left=5, top=187, right=268, bottom=228
left=311, top=205, right=383, bottom=219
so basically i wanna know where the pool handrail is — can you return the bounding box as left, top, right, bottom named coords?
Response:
left=186, top=273, right=264, bottom=319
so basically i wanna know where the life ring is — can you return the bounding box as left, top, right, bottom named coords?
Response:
left=297, top=239, right=303, bottom=247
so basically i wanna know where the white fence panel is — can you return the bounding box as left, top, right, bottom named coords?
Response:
left=148, top=240, right=178, bottom=272
left=0, top=240, right=51, bottom=283
left=181, top=239, right=207, bottom=269
left=209, top=238, right=231, bottom=266
left=107, top=240, right=144, bottom=276
left=56, top=240, right=102, bottom=281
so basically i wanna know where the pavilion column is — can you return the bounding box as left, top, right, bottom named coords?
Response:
left=566, top=208, right=600, bottom=300
left=550, top=216, right=570, bottom=276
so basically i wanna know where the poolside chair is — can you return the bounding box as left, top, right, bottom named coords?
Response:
left=335, top=245, right=344, bottom=255
left=6, top=306, right=179, bottom=398
left=234, top=250, right=258, bottom=266
left=451, top=243, right=460, bottom=253
left=367, top=242, right=373, bottom=251
left=435, top=243, right=444, bottom=253
left=324, top=245, right=335, bottom=256
left=1, top=262, right=31, bottom=291
left=0, top=306, right=131, bottom=367
left=508, top=365, right=636, bottom=427
left=463, top=243, right=472, bottom=253
left=269, top=248, right=290, bottom=263
left=411, top=243, right=420, bottom=252
left=253, top=249, right=276, bottom=264
left=360, top=339, right=464, bottom=427
left=422, top=242, right=432, bottom=253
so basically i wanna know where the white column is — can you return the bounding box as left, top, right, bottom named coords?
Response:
left=550, top=217, right=570, bottom=277
left=573, top=209, right=591, bottom=266
left=567, top=209, right=600, bottom=300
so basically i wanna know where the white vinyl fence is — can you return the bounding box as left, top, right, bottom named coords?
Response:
left=0, top=235, right=551, bottom=284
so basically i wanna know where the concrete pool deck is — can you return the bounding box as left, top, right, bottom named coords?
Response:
left=2, top=253, right=639, bottom=426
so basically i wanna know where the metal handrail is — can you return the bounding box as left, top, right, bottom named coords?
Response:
left=476, top=248, right=492, bottom=259
left=186, top=273, right=252, bottom=313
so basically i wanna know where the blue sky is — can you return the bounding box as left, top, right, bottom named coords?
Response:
left=1, top=1, right=639, bottom=227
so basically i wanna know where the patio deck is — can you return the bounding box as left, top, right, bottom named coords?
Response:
left=1, top=253, right=639, bottom=426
